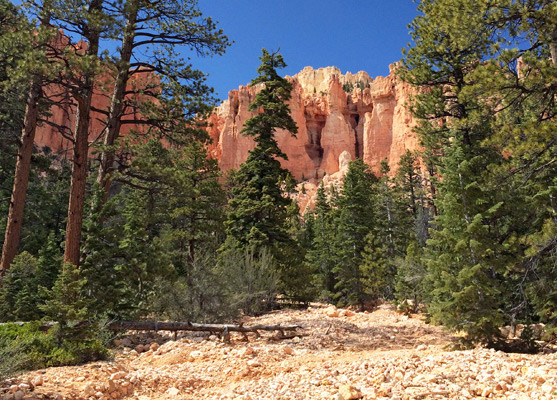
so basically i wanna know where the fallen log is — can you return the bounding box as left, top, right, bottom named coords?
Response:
left=1, top=320, right=303, bottom=339
left=106, top=321, right=302, bottom=335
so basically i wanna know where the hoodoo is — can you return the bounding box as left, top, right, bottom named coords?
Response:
left=33, top=64, right=419, bottom=201
left=205, top=64, right=418, bottom=182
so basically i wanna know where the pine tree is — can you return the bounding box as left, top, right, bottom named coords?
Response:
left=359, top=233, right=388, bottom=301
left=36, top=232, right=62, bottom=291
left=401, top=0, right=516, bottom=345
left=395, top=150, right=431, bottom=244
left=82, top=138, right=226, bottom=318
left=333, top=159, right=378, bottom=308
left=0, top=252, right=41, bottom=321
left=401, top=0, right=557, bottom=346
left=96, top=0, right=230, bottom=198
left=0, top=0, right=57, bottom=276
left=39, top=262, right=100, bottom=349
left=223, top=49, right=312, bottom=301
left=306, top=182, right=338, bottom=300
left=395, top=241, right=427, bottom=314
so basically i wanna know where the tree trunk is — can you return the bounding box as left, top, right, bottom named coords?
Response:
left=0, top=83, right=42, bottom=277
left=63, top=0, right=103, bottom=266
left=106, top=320, right=301, bottom=334
left=97, top=0, right=139, bottom=198
left=64, top=97, right=92, bottom=265
left=0, top=5, right=53, bottom=278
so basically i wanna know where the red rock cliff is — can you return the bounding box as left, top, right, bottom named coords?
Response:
left=34, top=64, right=418, bottom=212
left=207, top=64, right=418, bottom=182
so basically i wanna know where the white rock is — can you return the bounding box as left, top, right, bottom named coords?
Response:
left=110, top=371, right=126, bottom=380
left=166, top=387, right=180, bottom=396
left=247, top=359, right=261, bottom=367
left=16, top=384, right=29, bottom=392
left=31, top=376, right=44, bottom=387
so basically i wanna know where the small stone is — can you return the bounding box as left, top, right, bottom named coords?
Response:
left=149, top=342, right=159, bottom=351
left=84, top=384, right=95, bottom=396
left=338, top=384, right=363, bottom=400
left=326, top=307, right=339, bottom=318
left=542, top=383, right=555, bottom=394
left=13, top=392, right=23, bottom=400
left=481, top=387, right=492, bottom=397
left=241, top=347, right=255, bottom=356
left=31, top=376, right=43, bottom=387
left=134, top=344, right=144, bottom=353
left=16, top=384, right=29, bottom=392
left=107, top=379, right=118, bottom=394
left=110, top=372, right=126, bottom=380
left=394, top=370, right=404, bottom=381
left=282, top=345, right=294, bottom=355
left=190, top=350, right=203, bottom=359
left=247, top=359, right=261, bottom=367
left=121, top=338, right=132, bottom=348
left=166, top=387, right=180, bottom=396
left=416, top=344, right=427, bottom=351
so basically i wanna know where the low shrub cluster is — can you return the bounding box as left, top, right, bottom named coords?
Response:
left=0, top=322, right=109, bottom=381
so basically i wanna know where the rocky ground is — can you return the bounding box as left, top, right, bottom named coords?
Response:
left=2, top=304, right=556, bottom=400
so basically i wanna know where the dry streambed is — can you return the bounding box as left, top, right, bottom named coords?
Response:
left=2, top=305, right=556, bottom=400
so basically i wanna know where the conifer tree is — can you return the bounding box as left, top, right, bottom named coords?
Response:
left=223, top=49, right=312, bottom=301
left=0, top=252, right=41, bottom=321
left=359, top=233, right=388, bottom=301
left=402, top=0, right=557, bottom=346
left=401, top=0, right=513, bottom=345
left=0, top=0, right=57, bottom=276
left=95, top=0, right=230, bottom=199
left=333, top=159, right=378, bottom=308
left=225, top=49, right=298, bottom=249
left=306, top=182, right=338, bottom=300
left=39, top=262, right=96, bottom=345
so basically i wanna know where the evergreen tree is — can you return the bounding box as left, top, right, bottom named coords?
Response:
left=82, top=139, right=226, bottom=318
left=39, top=263, right=99, bottom=347
left=223, top=49, right=312, bottom=301
left=402, top=0, right=557, bottom=346
left=96, top=0, right=230, bottom=199
left=0, top=0, right=57, bottom=276
left=306, top=182, right=338, bottom=300
left=395, top=241, right=427, bottom=314
left=36, top=232, right=63, bottom=291
left=333, top=158, right=378, bottom=308
left=395, top=150, right=431, bottom=244
left=359, top=233, right=388, bottom=300
left=0, top=252, right=41, bottom=321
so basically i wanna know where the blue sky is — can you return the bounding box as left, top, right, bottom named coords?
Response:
left=194, top=1, right=419, bottom=100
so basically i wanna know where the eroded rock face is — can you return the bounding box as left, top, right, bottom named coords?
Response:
left=33, top=63, right=418, bottom=212
left=208, top=65, right=418, bottom=183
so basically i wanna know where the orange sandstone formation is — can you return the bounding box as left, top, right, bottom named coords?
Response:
left=207, top=64, right=418, bottom=180
left=206, top=64, right=419, bottom=212
left=33, top=64, right=418, bottom=212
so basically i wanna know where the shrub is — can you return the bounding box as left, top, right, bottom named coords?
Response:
left=0, top=322, right=109, bottom=379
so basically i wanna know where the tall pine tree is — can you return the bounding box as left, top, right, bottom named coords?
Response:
left=223, top=49, right=312, bottom=301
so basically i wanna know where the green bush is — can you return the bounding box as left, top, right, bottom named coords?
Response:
left=0, top=322, right=109, bottom=379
